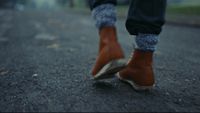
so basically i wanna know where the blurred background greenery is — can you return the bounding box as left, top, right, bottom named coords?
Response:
left=0, top=0, right=199, bottom=26
left=0, top=0, right=200, bottom=16
left=167, top=0, right=200, bottom=15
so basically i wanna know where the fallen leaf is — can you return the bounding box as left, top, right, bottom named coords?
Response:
left=0, top=68, right=9, bottom=75
left=47, top=43, right=60, bottom=49
left=35, top=33, right=57, bottom=41
left=32, top=74, right=38, bottom=77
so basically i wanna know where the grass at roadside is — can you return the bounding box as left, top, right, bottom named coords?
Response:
left=116, top=6, right=128, bottom=17
left=116, top=5, right=200, bottom=16
left=63, top=4, right=200, bottom=17
left=167, top=5, right=200, bottom=16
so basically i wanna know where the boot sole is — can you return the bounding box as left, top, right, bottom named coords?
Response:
left=116, top=73, right=154, bottom=91
left=93, top=59, right=127, bottom=80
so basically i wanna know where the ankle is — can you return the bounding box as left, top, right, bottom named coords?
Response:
left=100, top=27, right=118, bottom=44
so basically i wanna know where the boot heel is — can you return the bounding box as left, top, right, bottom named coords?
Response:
left=116, top=73, right=154, bottom=91
left=93, top=59, right=127, bottom=80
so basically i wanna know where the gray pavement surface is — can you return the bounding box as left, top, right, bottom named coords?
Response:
left=0, top=9, right=200, bottom=112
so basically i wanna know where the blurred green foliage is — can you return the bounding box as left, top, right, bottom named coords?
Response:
left=167, top=5, right=200, bottom=15
left=116, top=5, right=200, bottom=16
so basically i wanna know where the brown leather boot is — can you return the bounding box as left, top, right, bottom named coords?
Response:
left=117, top=49, right=155, bottom=90
left=92, top=26, right=126, bottom=80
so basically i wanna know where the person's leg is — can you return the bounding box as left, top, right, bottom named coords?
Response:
left=126, top=0, right=166, bottom=35
left=90, top=0, right=117, bottom=32
left=89, top=0, right=117, bottom=10
left=90, top=0, right=126, bottom=80
left=117, top=0, right=167, bottom=90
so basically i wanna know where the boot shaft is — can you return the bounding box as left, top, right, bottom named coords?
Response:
left=129, top=49, right=153, bottom=67
left=99, top=26, right=118, bottom=46
left=118, top=49, right=155, bottom=88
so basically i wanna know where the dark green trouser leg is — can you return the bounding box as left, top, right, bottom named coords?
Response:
left=126, top=0, right=167, bottom=35
left=88, top=0, right=117, bottom=10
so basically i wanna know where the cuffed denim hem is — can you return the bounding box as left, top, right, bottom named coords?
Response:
left=92, top=4, right=117, bottom=29
left=135, top=33, right=159, bottom=52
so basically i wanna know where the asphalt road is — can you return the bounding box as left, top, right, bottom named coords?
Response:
left=0, top=9, right=200, bottom=112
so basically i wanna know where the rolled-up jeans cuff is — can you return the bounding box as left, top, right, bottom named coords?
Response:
left=92, top=4, right=117, bottom=29
left=135, top=33, right=159, bottom=52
